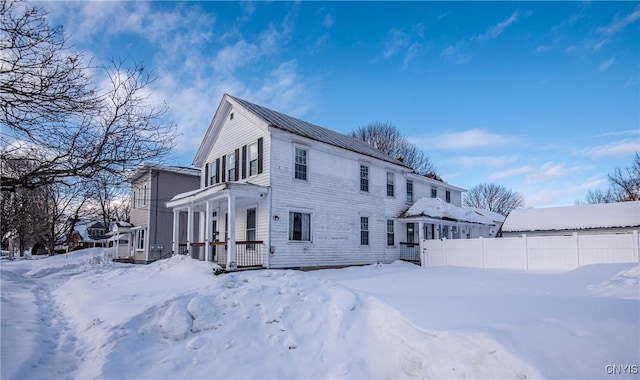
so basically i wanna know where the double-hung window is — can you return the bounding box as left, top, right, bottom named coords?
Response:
left=227, top=153, right=235, bottom=181
left=294, top=147, right=307, bottom=180
left=446, top=190, right=451, bottom=203
left=387, top=220, right=394, bottom=246
left=246, top=208, right=256, bottom=250
left=431, top=187, right=437, bottom=198
left=406, top=180, right=414, bottom=203
left=289, top=212, right=311, bottom=241
left=360, top=165, right=369, bottom=192
left=135, top=229, right=145, bottom=250
left=209, top=161, right=217, bottom=185
left=248, top=142, right=258, bottom=176
left=360, top=217, right=369, bottom=245
left=386, top=171, right=394, bottom=197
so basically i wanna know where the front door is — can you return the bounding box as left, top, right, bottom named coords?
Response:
left=211, top=215, right=218, bottom=262
left=406, top=223, right=415, bottom=244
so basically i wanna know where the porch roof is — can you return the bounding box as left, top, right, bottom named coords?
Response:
left=398, top=197, right=496, bottom=225
left=166, top=182, right=269, bottom=209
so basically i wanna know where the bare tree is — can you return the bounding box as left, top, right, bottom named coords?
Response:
left=584, top=153, right=640, bottom=204
left=1, top=0, right=177, bottom=192
left=84, top=172, right=130, bottom=234
left=0, top=157, right=92, bottom=255
left=350, top=121, right=436, bottom=176
left=585, top=188, right=615, bottom=204
left=463, top=182, right=525, bottom=216
left=1, top=0, right=100, bottom=138
left=608, top=152, right=640, bottom=202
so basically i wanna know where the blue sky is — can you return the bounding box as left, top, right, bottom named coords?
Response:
left=44, top=1, right=639, bottom=207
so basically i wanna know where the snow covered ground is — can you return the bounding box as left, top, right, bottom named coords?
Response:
left=1, top=248, right=638, bottom=379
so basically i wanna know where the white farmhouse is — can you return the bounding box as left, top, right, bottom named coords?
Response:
left=167, top=94, right=494, bottom=269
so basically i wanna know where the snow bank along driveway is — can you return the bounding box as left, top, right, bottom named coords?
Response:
left=1, top=248, right=638, bottom=379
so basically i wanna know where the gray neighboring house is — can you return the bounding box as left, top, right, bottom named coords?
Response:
left=126, top=163, right=200, bottom=263
left=501, top=201, right=640, bottom=237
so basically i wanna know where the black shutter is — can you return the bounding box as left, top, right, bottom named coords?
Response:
left=215, top=158, right=220, bottom=184
left=241, top=145, right=247, bottom=179
left=221, top=156, right=226, bottom=183
left=257, top=137, right=264, bottom=174
left=234, top=149, right=240, bottom=181
left=204, top=163, right=209, bottom=186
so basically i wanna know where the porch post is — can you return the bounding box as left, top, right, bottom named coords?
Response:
left=204, top=201, right=211, bottom=262
left=227, top=193, right=237, bottom=271
left=172, top=210, right=180, bottom=254
left=198, top=211, right=206, bottom=260
left=187, top=205, right=193, bottom=255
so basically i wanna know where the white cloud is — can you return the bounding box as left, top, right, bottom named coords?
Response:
left=535, top=45, right=551, bottom=53
left=244, top=60, right=311, bottom=117
left=441, top=44, right=468, bottom=64
left=383, top=28, right=410, bottom=58
left=584, top=140, right=640, bottom=159
left=491, top=165, right=534, bottom=180
left=474, top=11, right=520, bottom=41
left=213, top=40, right=260, bottom=74
left=322, top=14, right=334, bottom=29
left=598, top=57, right=616, bottom=72
left=381, top=25, right=426, bottom=68
left=450, top=155, right=519, bottom=168
left=428, top=129, right=519, bottom=150
left=596, top=4, right=640, bottom=36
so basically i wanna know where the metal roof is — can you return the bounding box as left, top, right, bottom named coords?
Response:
left=228, top=95, right=410, bottom=168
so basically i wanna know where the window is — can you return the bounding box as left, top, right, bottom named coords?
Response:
left=132, top=191, right=137, bottom=209
left=387, top=220, right=394, bottom=246
left=446, top=190, right=451, bottom=203
left=360, top=165, right=369, bottom=192
left=209, top=161, right=218, bottom=185
left=294, top=147, right=308, bottom=180
left=406, top=180, right=414, bottom=203
left=135, top=229, right=145, bottom=250
left=360, top=217, right=369, bottom=245
left=246, top=208, right=256, bottom=250
left=230, top=112, right=234, bottom=120
left=289, top=212, right=311, bottom=241
left=248, top=142, right=258, bottom=176
left=227, top=153, right=235, bottom=182
left=143, top=185, right=147, bottom=206
left=431, top=187, right=437, bottom=198
left=387, top=171, right=394, bottom=197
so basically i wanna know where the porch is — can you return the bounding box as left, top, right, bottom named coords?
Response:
left=167, top=182, right=270, bottom=270
left=399, top=242, right=420, bottom=262
left=179, top=240, right=265, bottom=268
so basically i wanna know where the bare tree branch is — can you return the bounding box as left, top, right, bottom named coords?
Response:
left=463, top=182, right=525, bottom=216
left=1, top=1, right=177, bottom=192
left=350, top=121, right=437, bottom=177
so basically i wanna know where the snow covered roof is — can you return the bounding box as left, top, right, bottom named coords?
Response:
left=469, top=208, right=506, bottom=223
left=400, top=197, right=496, bottom=225
left=501, top=201, right=640, bottom=232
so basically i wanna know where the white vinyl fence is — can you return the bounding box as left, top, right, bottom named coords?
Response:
left=421, top=231, right=639, bottom=271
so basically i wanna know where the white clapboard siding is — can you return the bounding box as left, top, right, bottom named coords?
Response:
left=268, top=129, right=409, bottom=268
left=201, top=106, right=270, bottom=188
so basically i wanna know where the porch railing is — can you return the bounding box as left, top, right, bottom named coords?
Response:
left=178, top=241, right=264, bottom=268
left=399, top=242, right=420, bottom=262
